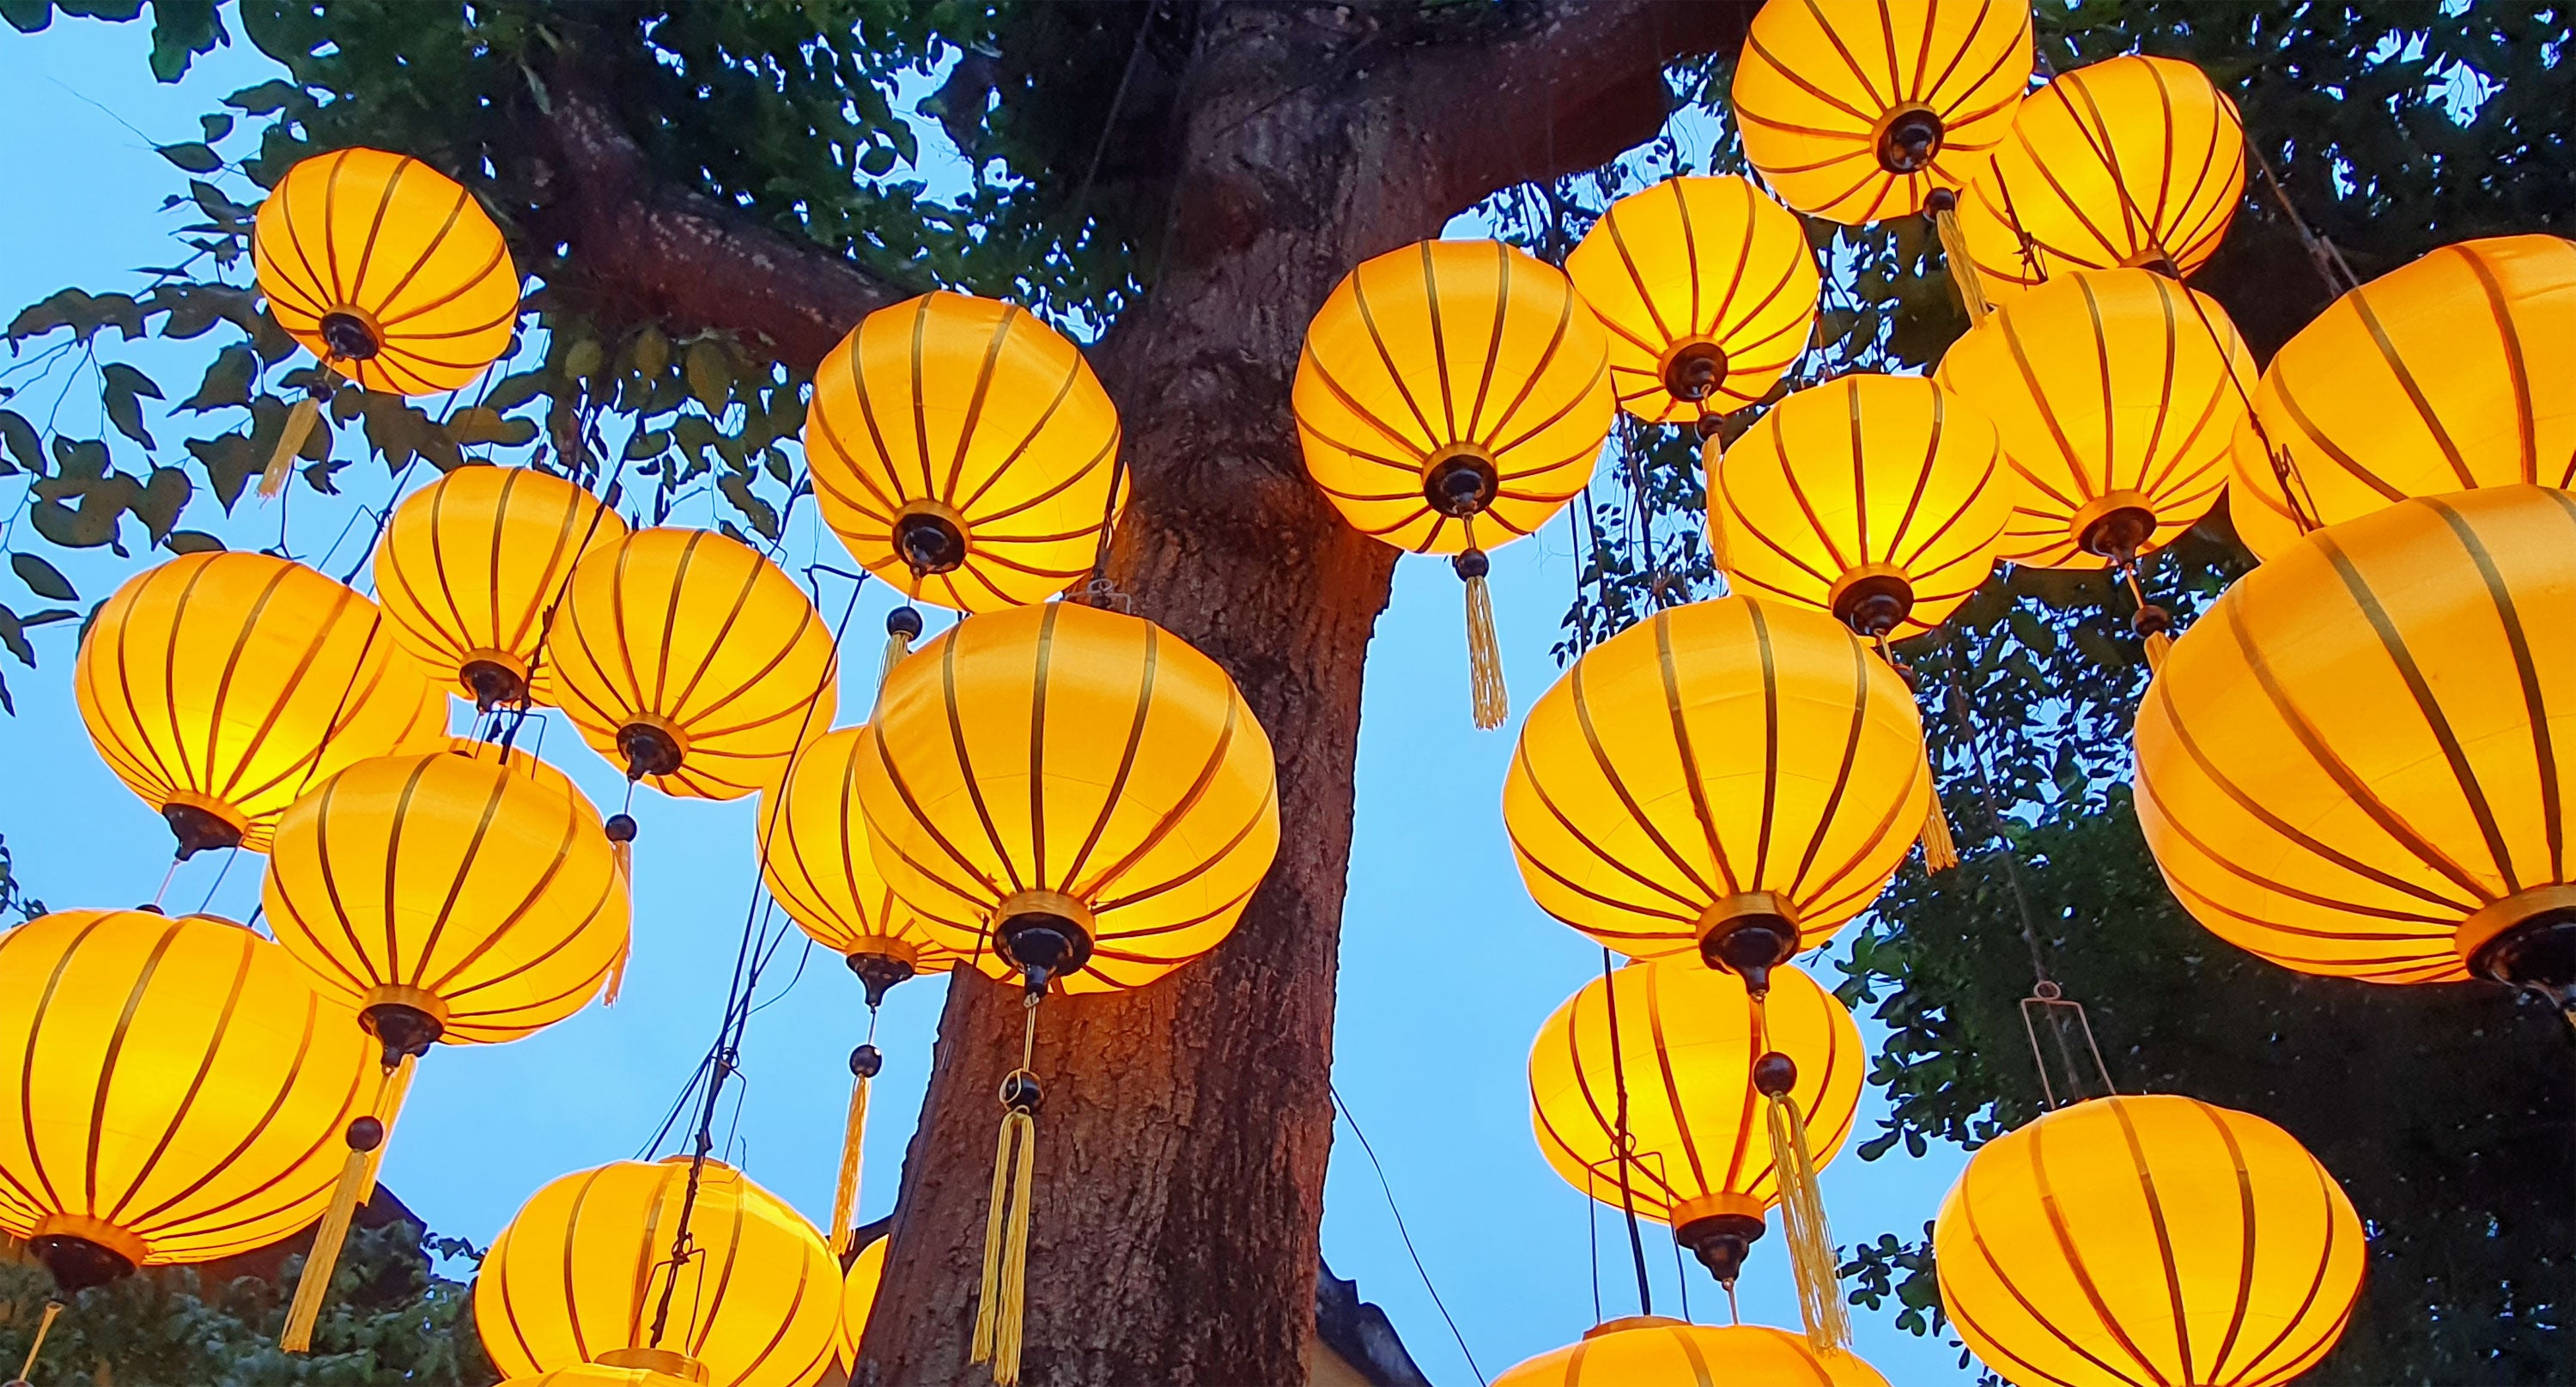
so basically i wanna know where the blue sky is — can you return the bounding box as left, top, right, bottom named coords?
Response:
left=0, top=18, right=1975, bottom=1384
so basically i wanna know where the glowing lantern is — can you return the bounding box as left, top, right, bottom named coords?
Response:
left=263, top=748, right=630, bottom=1347
left=1494, top=1318, right=1888, bottom=1387
left=803, top=292, right=1125, bottom=673
left=373, top=465, right=629, bottom=709
left=855, top=599, right=1278, bottom=1384
left=835, top=1235, right=889, bottom=1372
left=2227, top=234, right=2576, bottom=560
left=1937, top=1095, right=2365, bottom=1387
left=1564, top=176, right=1820, bottom=427
left=1732, top=0, right=2034, bottom=226
left=759, top=726, right=956, bottom=1254
left=1955, top=55, right=2247, bottom=296
left=477, top=1158, right=839, bottom=1387
left=2136, top=486, right=2576, bottom=1009
left=1504, top=595, right=1929, bottom=982
left=1295, top=239, right=1613, bottom=727
left=1529, top=958, right=1862, bottom=1297
left=0, top=910, right=373, bottom=1298
left=544, top=527, right=838, bottom=800
left=75, top=551, right=441, bottom=858
left=494, top=1369, right=699, bottom=1387
left=250, top=148, right=519, bottom=495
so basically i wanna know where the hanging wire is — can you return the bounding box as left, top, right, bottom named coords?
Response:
left=1595, top=946, right=1655, bottom=1319
left=1329, top=1084, right=1487, bottom=1386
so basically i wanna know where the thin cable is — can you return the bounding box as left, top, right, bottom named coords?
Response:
left=2244, top=137, right=2360, bottom=295
left=1330, top=1084, right=1486, bottom=1386
left=1595, top=946, right=1654, bottom=1317
left=1938, top=634, right=2050, bottom=988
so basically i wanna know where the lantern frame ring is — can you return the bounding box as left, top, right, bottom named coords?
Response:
left=316, top=304, right=385, bottom=362
left=844, top=940, right=920, bottom=1010
left=161, top=789, right=249, bottom=861
left=459, top=645, right=532, bottom=712
left=2458, top=885, right=2576, bottom=1019
left=616, top=712, right=691, bottom=782
left=892, top=497, right=972, bottom=576
left=1873, top=102, right=1946, bottom=176
left=1421, top=443, right=1501, bottom=519
left=1828, top=563, right=1916, bottom=639
left=1696, top=891, right=1800, bottom=994
left=2073, top=490, right=2158, bottom=563
left=1656, top=337, right=1731, bottom=404
left=28, top=1212, right=147, bottom=1293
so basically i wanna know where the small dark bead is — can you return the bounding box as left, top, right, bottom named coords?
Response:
left=604, top=813, right=638, bottom=844
left=136, top=903, right=166, bottom=916
left=1000, top=1073, right=1043, bottom=1113
left=2133, top=604, right=2172, bottom=638
left=887, top=605, right=924, bottom=639
left=1753, top=1051, right=1799, bottom=1098
left=850, top=1044, right=883, bottom=1079
left=1451, top=547, right=1491, bottom=581
left=345, top=1116, right=386, bottom=1153
left=1924, top=187, right=1959, bottom=216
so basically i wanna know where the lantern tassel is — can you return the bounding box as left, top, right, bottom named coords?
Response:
left=829, top=1067, right=872, bottom=1258
left=1919, top=774, right=1959, bottom=873
left=601, top=841, right=634, bottom=1005
left=258, top=393, right=325, bottom=499
left=969, top=1107, right=1036, bottom=1385
left=16, top=1298, right=64, bottom=1383
left=282, top=1054, right=415, bottom=1353
left=1707, top=498, right=1733, bottom=573
left=1765, top=1092, right=1853, bottom=1356
left=1461, top=565, right=1507, bottom=731
left=2143, top=628, right=2172, bottom=672
left=879, top=627, right=913, bottom=695
left=1931, top=203, right=1993, bottom=326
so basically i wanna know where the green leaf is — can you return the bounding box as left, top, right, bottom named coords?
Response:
left=181, top=344, right=257, bottom=411
left=0, top=411, right=38, bottom=474
left=9, top=553, right=76, bottom=601
left=562, top=338, right=605, bottom=382
left=859, top=145, right=898, bottom=177
left=0, top=604, right=32, bottom=667
left=100, top=361, right=162, bottom=448
left=164, top=529, right=224, bottom=554
left=198, top=112, right=233, bottom=143
left=631, top=325, right=671, bottom=379
left=223, top=78, right=298, bottom=113
left=719, top=471, right=781, bottom=540
left=156, top=142, right=223, bottom=173
left=447, top=406, right=538, bottom=447
left=683, top=339, right=732, bottom=412
left=132, top=467, right=190, bottom=541
left=481, top=369, right=550, bottom=414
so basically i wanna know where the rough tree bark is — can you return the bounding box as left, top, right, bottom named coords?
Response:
left=543, top=5, right=1752, bottom=1381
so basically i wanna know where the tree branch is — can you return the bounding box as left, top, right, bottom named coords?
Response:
left=532, top=82, right=913, bottom=370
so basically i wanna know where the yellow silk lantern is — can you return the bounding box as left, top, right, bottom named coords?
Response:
left=76, top=551, right=441, bottom=857
left=1295, top=238, right=1613, bottom=727
left=1529, top=958, right=1862, bottom=1303
left=0, top=910, right=374, bottom=1293
left=494, top=1369, right=699, bottom=1387
left=760, top=726, right=956, bottom=1254
left=1495, top=1318, right=1888, bottom=1387
left=1955, top=55, right=2247, bottom=296
left=477, top=1158, right=839, bottom=1387
left=250, top=148, right=519, bottom=497
left=2136, top=486, right=2576, bottom=1003
left=544, top=527, right=838, bottom=800
left=855, top=599, right=1277, bottom=1384
left=263, top=747, right=630, bottom=1348
left=1564, top=176, right=1821, bottom=425
left=805, top=294, right=1123, bottom=630
left=373, top=465, right=629, bottom=709
left=1504, top=595, right=1929, bottom=977
left=1936, top=1095, right=2364, bottom=1387
left=1732, top=0, right=2034, bottom=226
left=835, top=1235, right=889, bottom=1371
left=2227, top=235, right=2576, bottom=560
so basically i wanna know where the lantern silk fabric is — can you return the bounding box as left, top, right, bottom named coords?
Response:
left=251, top=147, right=519, bottom=395
left=76, top=551, right=441, bottom=854
left=835, top=1234, right=889, bottom=1370
left=760, top=725, right=954, bottom=969
left=544, top=527, right=838, bottom=800
left=855, top=601, right=1279, bottom=995
left=0, top=910, right=373, bottom=1266
left=1957, top=55, right=2247, bottom=295
left=373, top=465, right=628, bottom=703
left=1295, top=239, right=1613, bottom=553
left=2227, top=234, right=2576, bottom=560
left=804, top=293, right=1124, bottom=611
left=1710, top=374, right=2013, bottom=639
left=1732, top=0, right=2035, bottom=224
left=1936, top=1095, right=2364, bottom=1387
left=477, top=1158, right=839, bottom=1387
left=1935, top=268, right=2255, bottom=568
left=1494, top=1318, right=1889, bottom=1387
left=1564, top=176, right=1821, bottom=423
left=2136, top=486, right=2576, bottom=984
left=1504, top=595, right=1929, bottom=958
left=263, top=750, right=630, bottom=1043
left=1528, top=958, right=1862, bottom=1226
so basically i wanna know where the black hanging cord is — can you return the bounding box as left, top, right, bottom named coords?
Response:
left=1330, top=1085, right=1487, bottom=1386
left=1595, top=946, right=1655, bottom=1318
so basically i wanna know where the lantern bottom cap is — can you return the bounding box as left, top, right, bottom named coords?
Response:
left=595, top=1347, right=711, bottom=1384
left=30, top=1214, right=146, bottom=1289
left=2073, top=490, right=2158, bottom=560
left=161, top=792, right=249, bottom=860
left=458, top=648, right=530, bottom=709
left=2459, top=885, right=2576, bottom=1004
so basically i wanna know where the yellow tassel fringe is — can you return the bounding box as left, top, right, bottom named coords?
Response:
left=282, top=1054, right=415, bottom=1352
left=878, top=628, right=913, bottom=702
left=2143, top=628, right=2172, bottom=672
left=1765, top=1092, right=1853, bottom=1356
left=1933, top=205, right=1993, bottom=326
left=16, top=1298, right=63, bottom=1382
left=1920, top=776, right=1959, bottom=873
left=1463, top=571, right=1507, bottom=731
left=259, top=395, right=324, bottom=499
left=970, top=1109, right=1036, bottom=1385
left=829, top=1070, right=872, bottom=1258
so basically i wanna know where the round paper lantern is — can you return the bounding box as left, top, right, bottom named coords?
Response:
left=1936, top=268, right=2254, bottom=570
left=544, top=527, right=838, bottom=800
left=1296, top=238, right=1613, bottom=727
left=804, top=293, right=1123, bottom=615
left=495, top=1368, right=699, bottom=1387
left=856, top=600, right=1279, bottom=996
left=2136, top=486, right=2576, bottom=1000
left=1936, top=1095, right=2364, bottom=1387
left=1710, top=374, right=2013, bottom=640
left=1956, top=55, right=2247, bottom=295
left=1732, top=0, right=2034, bottom=224
left=2227, top=234, right=2576, bottom=560
left=477, top=1158, right=839, bottom=1387
left=1529, top=958, right=1862, bottom=1281
left=1564, top=176, right=1821, bottom=425
left=1495, top=1317, right=1888, bottom=1387
left=835, top=1235, right=889, bottom=1371
left=76, top=551, right=441, bottom=857
left=0, top=909, right=373, bottom=1291
left=374, top=465, right=628, bottom=709
left=1504, top=595, right=1929, bottom=976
